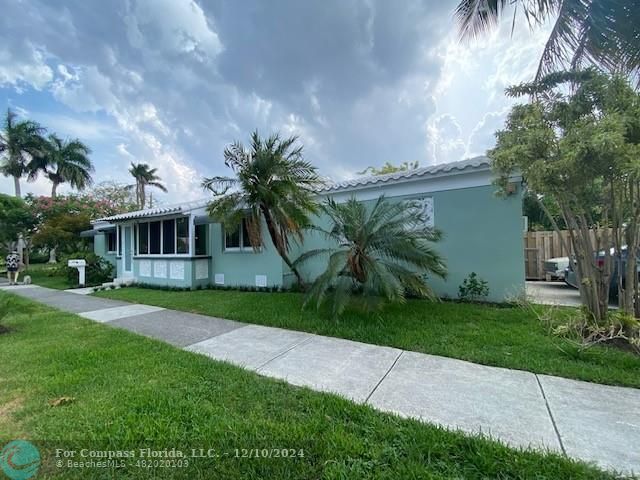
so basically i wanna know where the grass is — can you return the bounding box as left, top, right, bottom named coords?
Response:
left=94, top=287, right=640, bottom=388
left=22, top=263, right=74, bottom=290
left=0, top=291, right=615, bottom=479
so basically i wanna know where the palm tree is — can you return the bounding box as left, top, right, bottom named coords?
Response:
left=295, top=196, right=447, bottom=317
left=455, top=0, right=640, bottom=82
left=38, top=134, right=94, bottom=198
left=129, top=163, right=167, bottom=209
left=202, top=131, right=324, bottom=286
left=0, top=109, right=46, bottom=197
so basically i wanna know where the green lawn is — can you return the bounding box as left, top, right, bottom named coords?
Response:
left=95, top=287, right=640, bottom=388
left=22, top=263, right=75, bottom=290
left=0, top=291, right=613, bottom=479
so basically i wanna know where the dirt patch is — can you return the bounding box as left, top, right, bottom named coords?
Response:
left=0, top=324, right=11, bottom=335
left=603, top=337, right=640, bottom=355
left=0, top=397, right=24, bottom=421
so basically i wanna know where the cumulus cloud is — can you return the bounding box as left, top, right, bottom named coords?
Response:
left=0, top=43, right=53, bottom=91
left=0, top=0, right=548, bottom=201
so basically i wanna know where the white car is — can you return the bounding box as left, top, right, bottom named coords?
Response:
left=544, top=256, right=569, bottom=281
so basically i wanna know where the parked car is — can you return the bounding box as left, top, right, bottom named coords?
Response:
left=544, top=257, right=569, bottom=280
left=564, top=247, right=640, bottom=299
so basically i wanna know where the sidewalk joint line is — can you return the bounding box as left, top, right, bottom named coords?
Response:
left=535, top=374, right=566, bottom=456
left=364, top=350, right=404, bottom=404
left=255, top=335, right=316, bottom=372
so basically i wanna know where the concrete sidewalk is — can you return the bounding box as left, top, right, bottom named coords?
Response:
left=1, top=284, right=638, bottom=475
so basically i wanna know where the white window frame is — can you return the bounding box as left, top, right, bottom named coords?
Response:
left=134, top=215, right=195, bottom=258
left=106, top=231, right=117, bottom=254
left=223, top=219, right=261, bottom=253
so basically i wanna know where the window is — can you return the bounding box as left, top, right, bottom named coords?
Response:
left=225, top=224, right=240, bottom=249
left=106, top=231, right=117, bottom=253
left=163, top=219, right=176, bottom=254
left=242, top=220, right=253, bottom=248
left=118, top=226, right=122, bottom=256
left=137, top=217, right=191, bottom=256
left=177, top=217, right=189, bottom=254
left=149, top=221, right=161, bottom=254
left=225, top=219, right=260, bottom=252
left=138, top=223, right=149, bottom=254
left=195, top=224, right=207, bottom=256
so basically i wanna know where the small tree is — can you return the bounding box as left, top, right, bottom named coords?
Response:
left=0, top=194, right=37, bottom=262
left=296, top=196, right=446, bottom=317
left=491, top=70, right=640, bottom=323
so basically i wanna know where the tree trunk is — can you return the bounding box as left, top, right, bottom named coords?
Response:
left=51, top=182, right=58, bottom=198
left=48, top=248, right=57, bottom=264
left=13, top=176, right=21, bottom=197
left=140, top=184, right=146, bottom=209
left=260, top=204, right=305, bottom=287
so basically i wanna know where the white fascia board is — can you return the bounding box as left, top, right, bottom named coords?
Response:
left=317, top=169, right=495, bottom=203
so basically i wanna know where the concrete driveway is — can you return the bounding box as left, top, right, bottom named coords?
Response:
left=526, top=281, right=582, bottom=307
left=526, top=281, right=620, bottom=309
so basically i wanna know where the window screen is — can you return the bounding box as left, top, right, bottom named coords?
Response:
left=149, top=221, right=161, bottom=254
left=195, top=224, right=207, bottom=255
left=107, top=232, right=117, bottom=252
left=225, top=225, right=240, bottom=249
left=176, top=217, right=189, bottom=254
left=163, top=219, right=175, bottom=254
left=138, top=223, right=149, bottom=254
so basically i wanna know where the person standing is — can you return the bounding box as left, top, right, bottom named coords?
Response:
left=5, top=250, right=20, bottom=285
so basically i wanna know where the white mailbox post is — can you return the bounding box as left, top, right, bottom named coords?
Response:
left=68, top=259, right=87, bottom=287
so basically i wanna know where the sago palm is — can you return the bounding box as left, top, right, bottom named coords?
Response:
left=0, top=108, right=46, bottom=197
left=295, top=196, right=447, bottom=317
left=129, top=163, right=167, bottom=209
left=39, top=134, right=94, bottom=197
left=455, top=0, right=640, bottom=82
left=202, top=131, right=323, bottom=286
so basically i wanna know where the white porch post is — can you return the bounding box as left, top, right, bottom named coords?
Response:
left=189, top=215, right=195, bottom=256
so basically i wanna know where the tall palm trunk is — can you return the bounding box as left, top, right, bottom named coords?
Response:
left=141, top=184, right=147, bottom=209
left=13, top=176, right=21, bottom=197
left=51, top=182, right=59, bottom=198
left=260, top=204, right=304, bottom=286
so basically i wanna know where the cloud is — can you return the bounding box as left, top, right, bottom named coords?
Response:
left=0, top=43, right=53, bottom=91
left=0, top=0, right=551, bottom=202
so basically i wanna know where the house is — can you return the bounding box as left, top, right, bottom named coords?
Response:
left=91, top=156, right=524, bottom=301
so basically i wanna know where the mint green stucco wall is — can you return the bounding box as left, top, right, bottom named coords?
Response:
left=93, top=233, right=117, bottom=273
left=132, top=257, right=211, bottom=288
left=95, top=181, right=524, bottom=300
left=290, top=184, right=524, bottom=302
left=209, top=222, right=284, bottom=287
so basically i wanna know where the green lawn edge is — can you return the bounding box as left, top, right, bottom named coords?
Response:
left=94, top=287, right=640, bottom=389
left=0, top=291, right=616, bottom=479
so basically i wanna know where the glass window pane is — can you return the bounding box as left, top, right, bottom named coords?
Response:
left=107, top=232, right=117, bottom=252
left=149, top=221, right=161, bottom=254
left=163, top=219, right=176, bottom=254
left=176, top=217, right=189, bottom=254
left=195, top=224, right=207, bottom=255
left=225, top=225, right=240, bottom=249
left=242, top=219, right=253, bottom=248
left=139, top=223, right=149, bottom=254
left=118, top=226, right=122, bottom=255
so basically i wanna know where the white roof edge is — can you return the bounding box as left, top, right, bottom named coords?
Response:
left=316, top=156, right=491, bottom=194
left=92, top=198, right=210, bottom=224
left=92, top=157, right=492, bottom=225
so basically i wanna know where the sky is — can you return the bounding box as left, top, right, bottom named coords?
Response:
left=0, top=0, right=551, bottom=202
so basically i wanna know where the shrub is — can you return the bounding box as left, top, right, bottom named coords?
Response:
left=458, top=272, right=489, bottom=302
left=59, top=252, right=115, bottom=286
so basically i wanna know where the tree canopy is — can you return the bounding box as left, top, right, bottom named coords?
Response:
left=491, top=70, right=640, bottom=321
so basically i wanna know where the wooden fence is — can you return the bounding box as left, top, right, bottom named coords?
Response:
left=524, top=229, right=613, bottom=280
